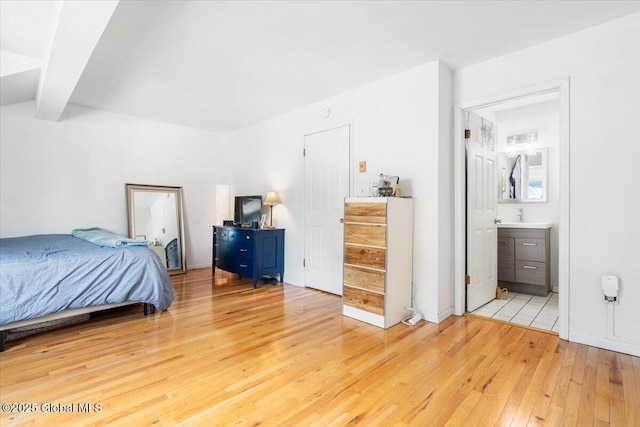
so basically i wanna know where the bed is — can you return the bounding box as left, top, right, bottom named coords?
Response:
left=0, top=233, right=175, bottom=350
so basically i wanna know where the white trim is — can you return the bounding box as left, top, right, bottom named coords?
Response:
left=343, top=305, right=385, bottom=328
left=453, top=78, right=570, bottom=340
left=570, top=331, right=640, bottom=357
left=188, top=263, right=212, bottom=270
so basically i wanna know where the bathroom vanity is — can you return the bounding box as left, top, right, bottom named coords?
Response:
left=497, top=223, right=551, bottom=296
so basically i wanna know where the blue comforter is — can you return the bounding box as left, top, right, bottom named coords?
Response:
left=0, top=234, right=174, bottom=325
left=72, top=227, right=150, bottom=248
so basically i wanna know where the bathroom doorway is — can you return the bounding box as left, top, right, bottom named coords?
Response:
left=453, top=80, right=569, bottom=339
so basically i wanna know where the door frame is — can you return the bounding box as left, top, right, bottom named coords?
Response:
left=301, top=122, right=354, bottom=290
left=453, top=78, right=570, bottom=340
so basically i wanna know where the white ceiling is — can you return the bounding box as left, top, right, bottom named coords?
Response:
left=1, top=1, right=639, bottom=133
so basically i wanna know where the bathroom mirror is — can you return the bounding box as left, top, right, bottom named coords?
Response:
left=126, top=184, right=186, bottom=275
left=498, top=148, right=548, bottom=203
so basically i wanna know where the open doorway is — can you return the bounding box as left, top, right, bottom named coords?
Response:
left=453, top=80, right=570, bottom=340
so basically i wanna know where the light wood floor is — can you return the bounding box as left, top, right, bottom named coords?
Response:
left=1, top=269, right=638, bottom=426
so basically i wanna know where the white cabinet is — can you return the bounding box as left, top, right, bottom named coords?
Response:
left=342, top=197, right=414, bottom=328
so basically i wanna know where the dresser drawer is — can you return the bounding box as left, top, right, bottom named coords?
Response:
left=343, top=286, right=384, bottom=315
left=227, top=229, right=254, bottom=256
left=217, top=254, right=254, bottom=276
left=515, top=238, right=545, bottom=262
left=344, top=265, right=385, bottom=293
left=344, top=202, right=387, bottom=224
left=227, top=228, right=253, bottom=242
left=344, top=223, right=386, bottom=247
left=344, top=245, right=386, bottom=270
left=515, top=260, right=546, bottom=286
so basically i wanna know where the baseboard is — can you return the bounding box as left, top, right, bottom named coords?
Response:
left=422, top=307, right=454, bottom=324
left=438, top=307, right=453, bottom=323
left=187, top=263, right=211, bottom=270
left=569, top=331, right=640, bottom=357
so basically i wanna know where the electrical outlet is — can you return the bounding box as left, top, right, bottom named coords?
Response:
left=359, top=161, right=366, bottom=173
left=408, top=313, right=422, bottom=325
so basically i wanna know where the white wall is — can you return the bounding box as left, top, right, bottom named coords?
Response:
left=454, top=13, right=640, bottom=354
left=0, top=101, right=230, bottom=269
left=225, top=61, right=454, bottom=322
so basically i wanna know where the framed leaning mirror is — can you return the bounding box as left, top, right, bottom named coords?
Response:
left=126, top=184, right=186, bottom=275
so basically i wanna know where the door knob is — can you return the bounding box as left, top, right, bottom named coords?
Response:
left=339, top=218, right=344, bottom=223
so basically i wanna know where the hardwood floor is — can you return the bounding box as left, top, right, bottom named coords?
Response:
left=1, top=268, right=638, bottom=426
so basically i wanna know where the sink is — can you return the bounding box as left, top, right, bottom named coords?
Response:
left=497, top=222, right=552, bottom=229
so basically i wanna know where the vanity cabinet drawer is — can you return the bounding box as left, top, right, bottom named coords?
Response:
left=498, top=237, right=514, bottom=281
left=515, top=260, right=546, bottom=286
left=515, top=238, right=545, bottom=262
left=498, top=226, right=550, bottom=295
left=344, top=203, right=387, bottom=224
left=344, top=265, right=385, bottom=293
left=498, top=237, right=514, bottom=258
left=344, top=245, right=386, bottom=270
left=343, top=286, right=384, bottom=315
left=344, top=223, right=386, bottom=247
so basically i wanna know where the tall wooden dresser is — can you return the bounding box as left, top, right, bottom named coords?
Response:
left=342, top=197, right=414, bottom=328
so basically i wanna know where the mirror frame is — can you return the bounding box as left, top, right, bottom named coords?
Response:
left=126, top=183, right=186, bottom=275
left=498, top=148, right=548, bottom=203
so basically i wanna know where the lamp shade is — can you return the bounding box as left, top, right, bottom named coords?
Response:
left=264, top=191, right=280, bottom=206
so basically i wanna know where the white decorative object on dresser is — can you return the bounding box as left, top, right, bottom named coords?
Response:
left=342, top=197, right=414, bottom=328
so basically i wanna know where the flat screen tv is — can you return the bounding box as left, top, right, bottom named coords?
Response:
left=234, top=195, right=262, bottom=226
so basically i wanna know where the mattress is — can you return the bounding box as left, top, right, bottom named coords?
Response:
left=0, top=234, right=174, bottom=325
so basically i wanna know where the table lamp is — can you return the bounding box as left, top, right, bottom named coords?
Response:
left=264, top=192, right=280, bottom=228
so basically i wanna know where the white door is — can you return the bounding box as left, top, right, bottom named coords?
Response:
left=304, top=125, right=350, bottom=295
left=466, top=112, right=498, bottom=312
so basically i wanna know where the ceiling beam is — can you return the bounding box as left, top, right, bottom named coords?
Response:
left=35, top=0, right=119, bottom=121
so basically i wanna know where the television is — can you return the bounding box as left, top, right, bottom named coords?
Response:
left=234, top=195, right=262, bottom=226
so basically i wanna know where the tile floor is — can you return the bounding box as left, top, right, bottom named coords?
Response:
left=470, top=291, right=559, bottom=333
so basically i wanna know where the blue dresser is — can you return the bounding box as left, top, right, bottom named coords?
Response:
left=212, top=226, right=285, bottom=288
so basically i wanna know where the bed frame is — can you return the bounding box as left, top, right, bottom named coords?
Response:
left=0, top=302, right=156, bottom=352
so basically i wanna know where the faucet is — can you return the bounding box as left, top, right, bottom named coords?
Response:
left=516, top=208, right=523, bottom=222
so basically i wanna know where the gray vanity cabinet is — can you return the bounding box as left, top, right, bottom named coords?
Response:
left=497, top=227, right=550, bottom=296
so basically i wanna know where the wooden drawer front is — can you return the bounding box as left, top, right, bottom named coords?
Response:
left=343, top=286, right=384, bottom=315
left=344, top=203, right=387, bottom=224
left=515, top=238, right=545, bottom=262
left=344, top=223, right=386, bottom=247
left=344, top=245, right=386, bottom=270
left=344, top=265, right=385, bottom=293
left=515, top=260, right=546, bottom=286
